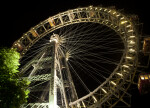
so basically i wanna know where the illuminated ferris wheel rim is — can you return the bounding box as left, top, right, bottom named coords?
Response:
left=12, top=6, right=138, bottom=107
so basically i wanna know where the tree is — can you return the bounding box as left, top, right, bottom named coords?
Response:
left=0, top=47, right=30, bottom=108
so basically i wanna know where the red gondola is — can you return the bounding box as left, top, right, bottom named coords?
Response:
left=30, top=28, right=38, bottom=37
left=48, top=17, right=55, bottom=27
left=138, top=73, right=150, bottom=94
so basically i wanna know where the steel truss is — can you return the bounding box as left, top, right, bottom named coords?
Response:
left=13, top=6, right=139, bottom=108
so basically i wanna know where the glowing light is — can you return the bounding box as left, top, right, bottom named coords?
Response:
left=126, top=56, right=133, bottom=59
left=140, top=76, right=144, bottom=80
left=120, top=17, right=124, bottom=20
left=121, top=20, right=128, bottom=24
left=77, top=103, right=81, bottom=107
left=89, top=5, right=93, bottom=10
left=50, top=39, right=58, bottom=43
left=104, top=9, right=107, bottom=11
left=113, top=12, right=116, bottom=14
left=144, top=75, right=149, bottom=79
left=129, top=35, right=135, bottom=38
left=82, top=101, right=86, bottom=108
left=129, top=48, right=135, bottom=52
left=123, top=70, right=126, bottom=72
left=49, top=104, right=57, bottom=108
left=126, top=25, right=131, bottom=28
left=130, top=40, right=135, bottom=44
left=123, top=65, right=129, bottom=68
left=101, top=88, right=107, bottom=94
left=110, top=81, right=116, bottom=86
left=128, top=30, right=133, bottom=32
left=92, top=96, right=97, bottom=103
left=128, top=40, right=135, bottom=44
left=116, top=14, right=120, bottom=17
left=116, top=73, right=123, bottom=77
left=108, top=10, right=111, bottom=13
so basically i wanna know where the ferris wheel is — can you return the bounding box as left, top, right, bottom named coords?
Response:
left=12, top=6, right=139, bottom=108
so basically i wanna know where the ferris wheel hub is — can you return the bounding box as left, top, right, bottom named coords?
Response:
left=50, top=33, right=60, bottom=43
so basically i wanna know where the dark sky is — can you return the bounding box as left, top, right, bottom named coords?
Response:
left=1, top=0, right=150, bottom=107
left=1, top=0, right=150, bottom=47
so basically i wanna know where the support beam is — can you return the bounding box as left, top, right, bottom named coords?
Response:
left=23, top=74, right=51, bottom=82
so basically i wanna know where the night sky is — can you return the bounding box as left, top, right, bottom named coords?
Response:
left=1, top=0, right=150, bottom=107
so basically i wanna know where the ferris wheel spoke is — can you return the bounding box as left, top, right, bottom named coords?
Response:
left=76, top=57, right=115, bottom=74
left=69, top=45, right=123, bottom=56
left=74, top=57, right=111, bottom=79
left=69, top=58, right=102, bottom=84
left=21, top=45, right=47, bottom=63
left=68, top=61, right=91, bottom=93
left=73, top=50, right=120, bottom=65
left=64, top=37, right=123, bottom=57
left=61, top=23, right=112, bottom=44
left=72, top=55, right=108, bottom=79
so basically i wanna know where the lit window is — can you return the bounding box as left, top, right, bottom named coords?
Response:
left=140, top=75, right=144, bottom=80
left=144, top=75, right=148, bottom=79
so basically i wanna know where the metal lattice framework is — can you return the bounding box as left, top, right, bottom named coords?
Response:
left=12, top=6, right=139, bottom=108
